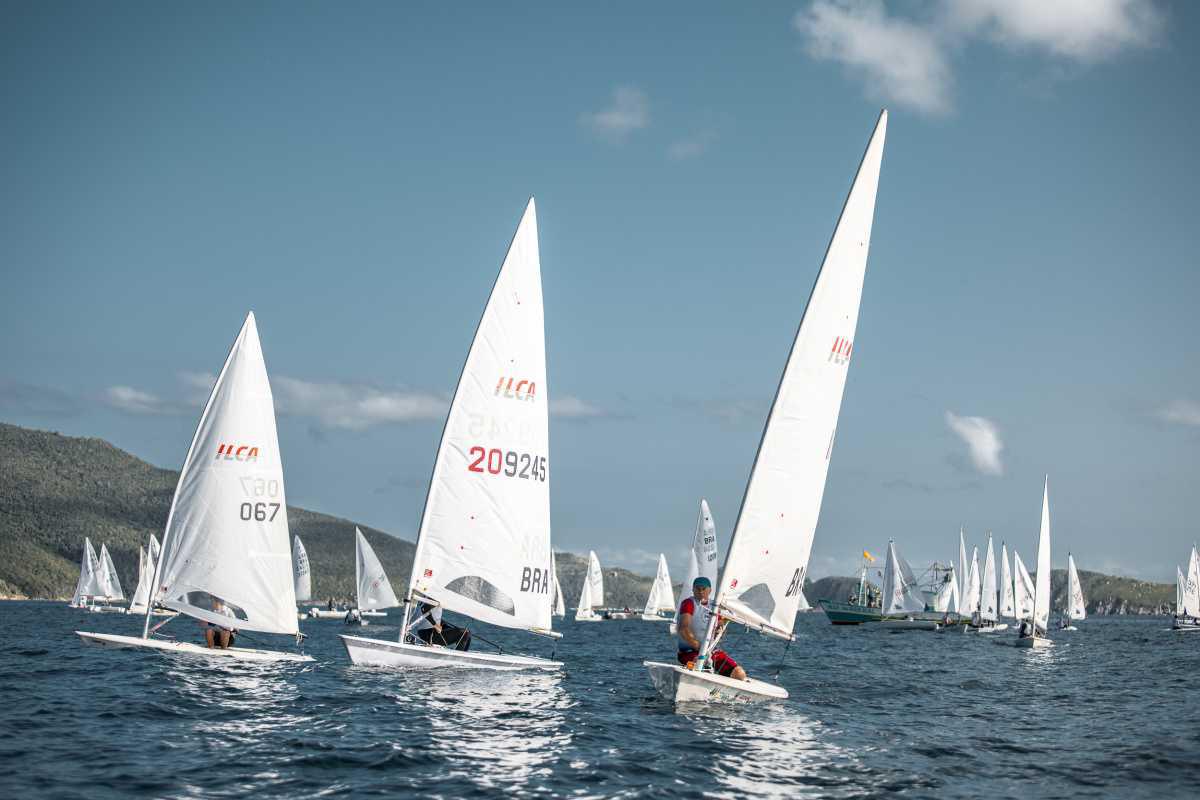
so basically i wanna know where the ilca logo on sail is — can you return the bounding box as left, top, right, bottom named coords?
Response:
left=829, top=336, right=853, bottom=366
left=216, top=443, right=260, bottom=461
left=495, top=377, right=537, bottom=402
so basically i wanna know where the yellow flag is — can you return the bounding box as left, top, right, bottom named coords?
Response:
left=862, top=550, right=875, bottom=562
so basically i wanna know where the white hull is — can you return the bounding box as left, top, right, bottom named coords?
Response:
left=76, top=631, right=314, bottom=662
left=640, top=613, right=674, bottom=623
left=1171, top=618, right=1200, bottom=632
left=605, top=612, right=632, bottom=620
left=965, top=623, right=1009, bottom=634
left=1059, top=625, right=1078, bottom=632
left=86, top=605, right=128, bottom=614
left=305, top=608, right=348, bottom=619
left=574, top=614, right=602, bottom=622
left=360, top=610, right=387, bottom=617
left=877, top=618, right=938, bottom=632
left=997, top=635, right=1053, bottom=649
left=340, top=635, right=562, bottom=671
left=127, top=605, right=177, bottom=617
left=643, top=660, right=787, bottom=704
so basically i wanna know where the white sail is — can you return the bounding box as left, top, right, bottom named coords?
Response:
left=980, top=535, right=997, bottom=622
left=575, top=551, right=603, bottom=620
left=798, top=589, right=811, bottom=611
left=70, top=538, right=103, bottom=605
left=881, top=540, right=925, bottom=615
left=964, top=548, right=981, bottom=615
left=643, top=554, right=676, bottom=616
left=1014, top=551, right=1035, bottom=622
left=1033, top=478, right=1051, bottom=633
left=1067, top=553, right=1086, bottom=621
left=1183, top=545, right=1200, bottom=618
left=148, top=534, right=161, bottom=571
left=957, top=528, right=968, bottom=603
left=1177, top=566, right=1185, bottom=615
left=680, top=499, right=719, bottom=594
left=714, top=110, right=887, bottom=640
left=293, top=536, right=312, bottom=603
left=406, top=200, right=553, bottom=634
left=97, top=544, right=124, bottom=601
left=152, top=312, right=299, bottom=635
left=999, top=542, right=1015, bottom=619
left=551, top=552, right=565, bottom=617
left=946, top=564, right=961, bottom=614
left=355, top=527, right=399, bottom=611
left=129, top=547, right=151, bottom=608
left=932, top=567, right=957, bottom=613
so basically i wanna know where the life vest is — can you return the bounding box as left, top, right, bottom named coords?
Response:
left=676, top=595, right=712, bottom=651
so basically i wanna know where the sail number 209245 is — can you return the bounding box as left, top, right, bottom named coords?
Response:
left=467, top=446, right=547, bottom=482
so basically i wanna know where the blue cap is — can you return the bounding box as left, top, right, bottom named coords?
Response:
left=692, top=576, right=712, bottom=590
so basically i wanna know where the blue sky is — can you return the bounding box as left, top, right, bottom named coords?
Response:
left=2, top=1, right=1197, bottom=582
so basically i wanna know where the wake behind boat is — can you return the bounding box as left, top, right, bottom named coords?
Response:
left=340, top=199, right=561, bottom=672
left=647, top=110, right=888, bottom=703
left=77, top=312, right=312, bottom=663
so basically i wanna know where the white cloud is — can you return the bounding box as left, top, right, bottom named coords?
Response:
left=667, top=129, right=718, bottom=161
left=793, top=0, right=1163, bottom=114
left=945, top=411, right=1004, bottom=476
left=1158, top=400, right=1200, bottom=427
left=580, top=86, right=649, bottom=142
left=944, top=0, right=1164, bottom=62
left=550, top=394, right=608, bottom=419
left=271, top=376, right=445, bottom=430
left=795, top=0, right=953, bottom=115
left=103, top=386, right=178, bottom=415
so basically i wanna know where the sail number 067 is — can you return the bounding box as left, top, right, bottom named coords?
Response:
left=467, top=446, right=547, bottom=482
left=239, top=502, right=281, bottom=522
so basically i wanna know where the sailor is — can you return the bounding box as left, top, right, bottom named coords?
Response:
left=410, top=601, right=471, bottom=651
left=675, top=577, right=747, bottom=681
left=204, top=596, right=237, bottom=649
left=345, top=608, right=362, bottom=625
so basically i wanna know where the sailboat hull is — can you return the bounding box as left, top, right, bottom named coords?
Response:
left=640, top=614, right=674, bottom=623
left=1009, top=635, right=1054, bottom=649
left=305, top=608, right=347, bottom=619
left=876, top=618, right=938, bottom=632
left=360, top=610, right=387, bottom=617
left=340, top=635, right=562, bottom=671
left=1170, top=618, right=1200, bottom=632
left=76, top=631, right=314, bottom=662
left=644, top=660, right=787, bottom=703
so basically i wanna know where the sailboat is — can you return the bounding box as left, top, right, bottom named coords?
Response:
left=69, top=538, right=103, bottom=609
left=877, top=540, right=936, bottom=631
left=1059, top=552, right=1085, bottom=631
left=645, top=110, right=889, bottom=702
left=292, top=535, right=312, bottom=617
left=340, top=200, right=561, bottom=671
left=968, top=535, right=1006, bottom=632
left=1172, top=545, right=1200, bottom=632
left=77, top=312, right=312, bottom=662
left=575, top=551, right=604, bottom=622
left=957, top=528, right=968, bottom=608
left=551, top=553, right=566, bottom=618
left=126, top=535, right=172, bottom=616
left=1013, top=477, right=1053, bottom=648
left=999, top=541, right=1015, bottom=621
left=641, top=554, right=677, bottom=622
left=1013, top=550, right=1035, bottom=624
left=87, top=544, right=126, bottom=612
left=345, top=527, right=399, bottom=624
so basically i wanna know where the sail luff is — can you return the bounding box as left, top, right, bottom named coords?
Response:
left=713, top=110, right=888, bottom=640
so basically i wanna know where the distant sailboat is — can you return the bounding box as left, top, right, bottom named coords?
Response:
left=551, top=552, right=566, bottom=618
left=575, top=551, right=604, bottom=622
left=1013, top=550, right=1035, bottom=623
left=680, top=499, right=719, bottom=598
left=641, top=554, right=676, bottom=622
left=645, top=110, right=889, bottom=702
left=77, top=312, right=312, bottom=662
left=1013, top=478, right=1053, bottom=648
left=1172, top=545, right=1200, bottom=632
left=69, top=538, right=103, bottom=609
left=86, top=544, right=126, bottom=612
left=345, top=527, right=399, bottom=625
left=340, top=200, right=562, bottom=671
left=293, top=536, right=312, bottom=609
left=1059, top=552, right=1085, bottom=631
left=957, top=528, right=968, bottom=606
left=969, top=535, right=1006, bottom=632
left=999, top=541, right=1015, bottom=621
left=878, top=540, right=936, bottom=631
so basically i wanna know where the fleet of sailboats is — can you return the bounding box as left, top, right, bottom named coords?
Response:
left=1173, top=545, right=1199, bottom=632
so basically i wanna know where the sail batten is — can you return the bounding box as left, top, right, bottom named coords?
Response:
left=713, top=110, right=888, bottom=640
left=406, top=200, right=553, bottom=635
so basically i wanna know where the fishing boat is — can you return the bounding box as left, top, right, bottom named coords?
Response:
left=69, top=538, right=103, bottom=609
left=345, top=527, right=398, bottom=625
left=641, top=554, right=676, bottom=622
left=877, top=540, right=937, bottom=631
left=77, top=313, right=312, bottom=662
left=645, top=109, right=889, bottom=702
left=1011, top=478, right=1053, bottom=649
left=575, top=551, right=604, bottom=622
left=818, top=552, right=883, bottom=624
left=340, top=199, right=562, bottom=671
left=1058, top=552, right=1085, bottom=631
left=1172, top=545, right=1200, bottom=632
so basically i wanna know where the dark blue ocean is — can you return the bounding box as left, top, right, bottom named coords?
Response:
left=1, top=602, right=1197, bottom=798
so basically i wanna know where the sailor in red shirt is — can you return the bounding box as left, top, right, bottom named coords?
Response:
left=676, top=576, right=747, bottom=680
